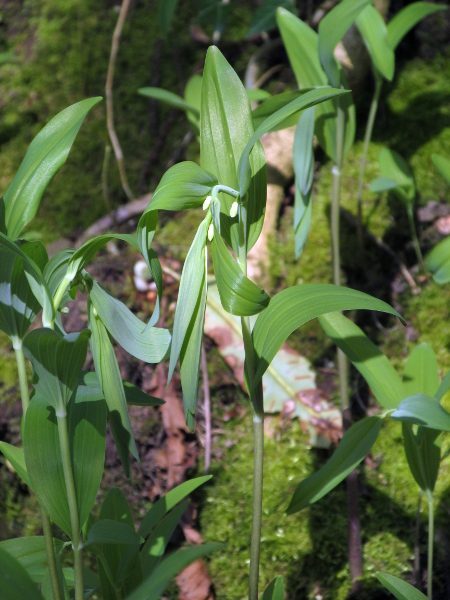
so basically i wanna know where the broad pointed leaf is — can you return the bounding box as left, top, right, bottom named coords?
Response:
left=252, top=284, right=404, bottom=389
left=84, top=520, right=143, bottom=548
left=287, top=416, right=382, bottom=513
left=0, top=547, right=44, bottom=600
left=377, top=572, right=428, bottom=600
left=260, top=576, right=285, bottom=600
left=402, top=422, right=440, bottom=492
left=369, top=176, right=400, bottom=195
left=387, top=3, right=447, bottom=50
left=4, top=98, right=101, bottom=240
left=392, top=394, right=450, bottom=431
left=139, top=87, right=198, bottom=117
left=356, top=5, right=394, bottom=81
left=319, top=312, right=404, bottom=409
left=211, top=226, right=270, bottom=316
left=403, top=343, right=439, bottom=397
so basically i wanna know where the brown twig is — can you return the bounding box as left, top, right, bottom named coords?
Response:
left=106, top=0, right=134, bottom=201
left=201, top=343, right=211, bottom=474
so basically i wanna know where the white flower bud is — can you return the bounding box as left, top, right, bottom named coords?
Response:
left=230, top=201, right=238, bottom=218
left=203, top=195, right=212, bottom=210
left=208, top=223, right=214, bottom=241
left=92, top=307, right=98, bottom=317
left=60, top=307, right=70, bottom=314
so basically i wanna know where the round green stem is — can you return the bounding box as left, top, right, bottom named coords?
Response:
left=356, top=74, right=382, bottom=248
left=14, top=344, right=63, bottom=600
left=426, top=491, right=434, bottom=600
left=57, top=411, right=84, bottom=600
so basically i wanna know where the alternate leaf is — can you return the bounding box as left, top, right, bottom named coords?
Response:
left=23, top=328, right=91, bottom=412
left=138, top=87, right=199, bottom=118
left=0, top=442, right=31, bottom=488
left=403, top=343, right=439, bottom=397
left=0, top=547, right=44, bottom=600
left=211, top=226, right=270, bottom=316
left=392, top=394, right=450, bottom=431
left=168, top=219, right=207, bottom=382
left=377, top=148, right=415, bottom=204
left=402, top=422, right=440, bottom=492
left=239, top=87, right=349, bottom=198
left=318, top=0, right=371, bottom=88
left=251, top=284, right=404, bottom=389
left=252, top=90, right=309, bottom=131
left=287, top=416, right=382, bottom=513
left=356, top=5, right=394, bottom=81
left=318, top=312, right=404, bottom=409
left=4, top=97, right=101, bottom=240
left=387, top=3, right=447, bottom=50
left=89, top=301, right=139, bottom=478
left=426, top=236, right=450, bottom=284
left=260, top=576, right=285, bottom=600
left=43, top=248, right=74, bottom=306
left=432, top=153, right=450, bottom=185
left=377, top=572, right=428, bottom=600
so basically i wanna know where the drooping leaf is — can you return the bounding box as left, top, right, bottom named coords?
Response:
left=356, top=5, right=394, bottom=81
left=138, top=87, right=199, bottom=117
left=403, top=343, right=439, bottom=397
left=377, top=572, right=428, bottom=600
left=392, top=394, right=450, bottom=431
left=23, top=328, right=91, bottom=411
left=239, top=87, right=349, bottom=198
left=180, top=269, right=207, bottom=429
left=168, top=219, right=207, bottom=382
left=23, top=389, right=106, bottom=538
left=387, top=2, right=447, bottom=50
left=251, top=284, right=404, bottom=389
left=252, top=90, right=310, bottom=131
left=402, top=422, right=440, bottom=492
left=84, top=520, right=143, bottom=548
left=377, top=148, right=415, bottom=204
left=88, top=301, right=139, bottom=478
left=138, top=476, right=212, bottom=538
left=260, top=576, right=285, bottom=600
left=211, top=226, right=270, bottom=316
left=88, top=279, right=171, bottom=364
left=0, top=442, right=31, bottom=488
left=318, top=0, right=371, bottom=88
left=432, top=153, right=450, bottom=185
left=157, top=0, right=179, bottom=37
left=0, top=546, right=44, bottom=600
left=4, top=98, right=101, bottom=240
left=426, top=236, right=450, bottom=284
left=318, top=312, right=404, bottom=409
left=126, top=544, right=223, bottom=600
left=200, top=45, right=267, bottom=253
left=140, top=501, right=189, bottom=575
left=287, top=416, right=382, bottom=513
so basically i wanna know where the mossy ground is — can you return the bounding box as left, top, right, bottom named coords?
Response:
left=0, top=2, right=450, bottom=598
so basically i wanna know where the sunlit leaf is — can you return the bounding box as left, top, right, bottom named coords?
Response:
left=318, top=312, right=404, bottom=409
left=356, top=5, right=394, bottom=81
left=287, top=416, right=382, bottom=513
left=436, top=371, right=450, bottom=401
left=4, top=98, right=101, bottom=240
left=392, top=394, right=450, bottom=431
left=246, top=89, right=271, bottom=103
left=251, top=284, right=404, bottom=389
left=43, top=248, right=74, bottom=307
left=369, top=176, right=400, bottom=195
left=377, top=148, right=415, bottom=204
left=387, top=2, right=447, bottom=50
left=402, top=422, right=440, bottom=492
left=377, top=572, right=428, bottom=600
left=403, top=343, right=439, bottom=397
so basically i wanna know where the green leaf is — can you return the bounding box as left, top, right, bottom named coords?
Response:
left=126, top=544, right=223, bottom=600
left=377, top=572, right=428, bottom=600
left=239, top=87, right=349, bottom=198
left=0, top=442, right=31, bottom=488
left=377, top=148, right=415, bottom=204
left=294, top=186, right=312, bottom=260
left=426, top=236, right=450, bottom=284
left=387, top=3, right=447, bottom=50
left=138, top=476, right=212, bottom=538
left=211, top=226, right=270, bottom=316
left=200, top=45, right=267, bottom=253
left=88, top=301, right=138, bottom=478
left=140, top=501, right=189, bottom=575
left=392, top=394, right=450, bottom=431
left=277, top=8, right=355, bottom=162
left=247, top=0, right=295, bottom=37
left=4, top=98, right=101, bottom=240
left=168, top=219, right=207, bottom=382
left=0, top=537, right=64, bottom=572
left=76, top=370, right=164, bottom=407
left=402, top=422, right=440, bottom=492
left=318, top=312, right=404, bottom=409
left=0, top=546, right=44, bottom=600
left=252, top=284, right=404, bottom=390
left=157, top=0, right=179, bottom=37
left=356, top=5, right=394, bottom=81
left=184, top=75, right=202, bottom=132
left=88, top=279, right=171, bottom=364
left=260, top=576, right=285, bottom=600
left=432, top=153, right=450, bottom=185
left=369, top=176, right=401, bottom=194
left=0, top=233, right=53, bottom=330
left=23, top=389, right=106, bottom=537
left=403, top=343, right=439, bottom=397
left=180, top=270, right=207, bottom=429
left=123, top=381, right=164, bottom=407
left=23, top=328, right=91, bottom=411
left=246, top=89, right=271, bottom=103
left=252, top=90, right=310, bottom=131
left=84, top=520, right=143, bottom=548
left=436, top=371, right=450, bottom=402
left=318, top=0, right=371, bottom=88
left=138, top=87, right=199, bottom=117
left=43, top=248, right=74, bottom=306
left=287, top=416, right=382, bottom=513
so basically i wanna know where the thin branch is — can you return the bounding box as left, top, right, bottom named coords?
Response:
left=106, top=0, right=134, bottom=201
